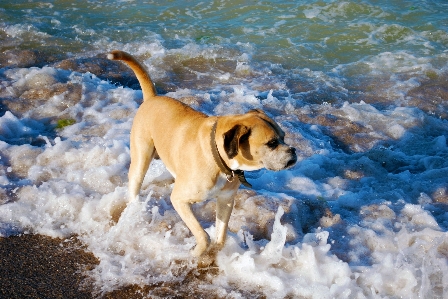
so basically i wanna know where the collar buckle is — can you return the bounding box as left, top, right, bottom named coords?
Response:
left=226, top=171, right=235, bottom=182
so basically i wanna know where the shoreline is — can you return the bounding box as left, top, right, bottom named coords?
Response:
left=0, top=234, right=236, bottom=299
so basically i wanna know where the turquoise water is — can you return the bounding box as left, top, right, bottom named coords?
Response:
left=1, top=0, right=447, bottom=70
left=1, top=0, right=447, bottom=115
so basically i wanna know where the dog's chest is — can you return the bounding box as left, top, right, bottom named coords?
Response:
left=205, top=174, right=238, bottom=200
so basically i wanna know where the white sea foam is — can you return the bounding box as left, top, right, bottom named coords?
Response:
left=3, top=23, right=51, bottom=39
left=0, top=65, right=446, bottom=297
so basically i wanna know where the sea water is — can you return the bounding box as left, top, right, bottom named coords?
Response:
left=0, top=0, right=447, bottom=298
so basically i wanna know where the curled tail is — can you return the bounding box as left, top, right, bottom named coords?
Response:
left=107, top=50, right=157, bottom=100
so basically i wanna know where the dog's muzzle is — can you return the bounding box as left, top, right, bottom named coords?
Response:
left=285, top=147, right=297, bottom=169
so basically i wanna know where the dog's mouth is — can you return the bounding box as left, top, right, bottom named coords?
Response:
left=285, top=156, right=297, bottom=169
left=265, top=156, right=297, bottom=171
left=262, top=147, right=297, bottom=171
left=284, top=147, right=297, bottom=169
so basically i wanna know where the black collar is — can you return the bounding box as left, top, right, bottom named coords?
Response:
left=210, top=121, right=252, bottom=188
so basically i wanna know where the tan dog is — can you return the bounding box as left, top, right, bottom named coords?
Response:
left=107, top=50, right=297, bottom=263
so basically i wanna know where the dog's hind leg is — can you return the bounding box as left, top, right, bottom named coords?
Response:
left=128, top=136, right=156, bottom=202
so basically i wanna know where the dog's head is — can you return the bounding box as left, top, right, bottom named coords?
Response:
left=220, top=109, right=297, bottom=172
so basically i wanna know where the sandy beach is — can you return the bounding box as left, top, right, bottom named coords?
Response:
left=0, top=234, right=97, bottom=298
left=0, top=234, right=237, bottom=299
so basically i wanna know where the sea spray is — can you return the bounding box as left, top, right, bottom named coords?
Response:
left=216, top=207, right=358, bottom=298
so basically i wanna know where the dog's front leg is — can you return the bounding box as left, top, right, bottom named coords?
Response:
left=215, top=195, right=235, bottom=248
left=171, top=191, right=210, bottom=257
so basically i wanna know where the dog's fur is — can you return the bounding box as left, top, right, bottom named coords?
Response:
left=108, top=50, right=297, bottom=264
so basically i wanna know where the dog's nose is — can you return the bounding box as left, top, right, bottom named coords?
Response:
left=286, top=148, right=297, bottom=168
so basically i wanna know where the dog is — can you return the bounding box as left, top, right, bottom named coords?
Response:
left=107, top=50, right=297, bottom=264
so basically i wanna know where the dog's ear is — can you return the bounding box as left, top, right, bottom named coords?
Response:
left=223, top=125, right=251, bottom=159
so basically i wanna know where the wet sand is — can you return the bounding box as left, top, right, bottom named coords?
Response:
left=0, top=234, right=97, bottom=299
left=0, top=234, right=250, bottom=299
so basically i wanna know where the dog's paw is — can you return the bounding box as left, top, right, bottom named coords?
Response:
left=196, top=243, right=221, bottom=268
left=197, top=252, right=216, bottom=268
left=197, top=254, right=215, bottom=268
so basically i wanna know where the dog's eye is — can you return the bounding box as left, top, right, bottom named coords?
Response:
left=267, top=139, right=279, bottom=149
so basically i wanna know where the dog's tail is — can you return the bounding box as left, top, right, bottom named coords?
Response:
left=107, top=50, right=157, bottom=100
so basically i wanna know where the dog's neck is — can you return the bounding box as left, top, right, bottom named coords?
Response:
left=210, top=121, right=252, bottom=188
